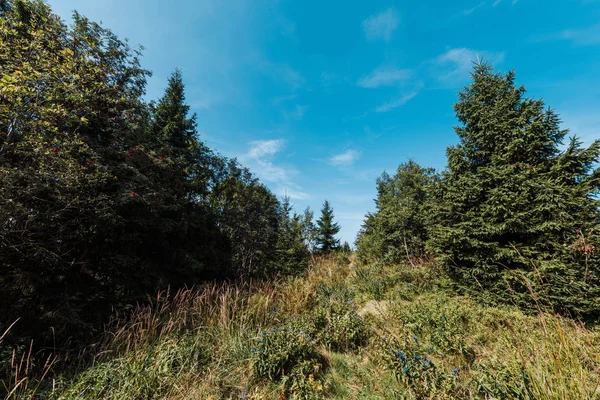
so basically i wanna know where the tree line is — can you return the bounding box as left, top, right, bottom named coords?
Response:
left=0, top=0, right=343, bottom=353
left=357, top=63, right=600, bottom=319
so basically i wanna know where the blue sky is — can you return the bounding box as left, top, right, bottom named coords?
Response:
left=49, top=0, right=600, bottom=245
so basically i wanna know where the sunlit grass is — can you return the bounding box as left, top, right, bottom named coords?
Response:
left=3, top=255, right=600, bottom=399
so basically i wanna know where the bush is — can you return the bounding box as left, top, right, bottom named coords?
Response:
left=251, top=325, right=323, bottom=382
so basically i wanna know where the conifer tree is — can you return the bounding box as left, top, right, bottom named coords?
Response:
left=151, top=69, right=210, bottom=198
left=270, top=195, right=309, bottom=275
left=315, top=200, right=341, bottom=253
left=357, top=160, right=436, bottom=264
left=429, top=62, right=600, bottom=317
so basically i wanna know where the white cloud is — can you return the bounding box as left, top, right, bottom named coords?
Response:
left=357, top=67, right=412, bottom=88
left=275, top=187, right=311, bottom=200
left=376, top=90, right=419, bottom=112
left=330, top=150, right=361, bottom=166
left=248, top=139, right=285, bottom=159
left=434, top=48, right=505, bottom=84
left=244, top=139, right=310, bottom=200
left=362, top=8, right=399, bottom=41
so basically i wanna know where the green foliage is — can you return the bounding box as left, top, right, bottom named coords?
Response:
left=251, top=325, right=323, bottom=382
left=312, top=285, right=370, bottom=351
left=58, top=333, right=209, bottom=399
left=0, top=0, right=153, bottom=345
left=315, top=200, right=341, bottom=253
left=270, top=196, right=310, bottom=277
left=428, top=62, right=600, bottom=318
left=0, top=0, right=311, bottom=371
left=357, top=160, right=437, bottom=265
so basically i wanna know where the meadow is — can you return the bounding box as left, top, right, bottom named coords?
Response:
left=5, top=254, right=599, bottom=399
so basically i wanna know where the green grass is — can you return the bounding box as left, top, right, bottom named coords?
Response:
left=3, top=255, right=600, bottom=399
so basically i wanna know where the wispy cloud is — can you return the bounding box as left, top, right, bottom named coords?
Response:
left=362, top=8, right=399, bottom=41
left=357, top=67, right=412, bottom=88
left=535, top=24, right=600, bottom=46
left=433, top=47, right=505, bottom=85
left=493, top=0, right=519, bottom=5
left=375, top=90, right=419, bottom=112
left=244, top=139, right=309, bottom=200
left=330, top=149, right=361, bottom=166
left=248, top=139, right=285, bottom=159
left=463, top=1, right=486, bottom=15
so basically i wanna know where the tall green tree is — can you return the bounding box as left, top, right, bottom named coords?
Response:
left=150, top=69, right=210, bottom=197
left=270, top=195, right=310, bottom=276
left=428, top=62, right=600, bottom=317
left=0, top=0, right=152, bottom=343
left=356, top=160, right=436, bottom=264
left=209, top=159, right=280, bottom=278
left=315, top=200, right=341, bottom=253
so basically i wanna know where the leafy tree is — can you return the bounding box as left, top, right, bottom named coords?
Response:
left=0, top=0, right=151, bottom=344
left=356, top=160, right=436, bottom=264
left=209, top=159, right=280, bottom=278
left=298, top=206, right=317, bottom=253
left=428, top=62, right=600, bottom=317
left=0, top=0, right=310, bottom=361
left=315, top=200, right=341, bottom=253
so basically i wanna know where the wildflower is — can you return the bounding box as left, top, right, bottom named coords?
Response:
left=412, top=336, right=418, bottom=344
left=403, top=366, right=409, bottom=374
left=397, top=351, right=406, bottom=362
left=52, top=147, right=58, bottom=153
left=452, top=368, right=458, bottom=375
left=428, top=360, right=435, bottom=367
left=414, top=354, right=419, bottom=360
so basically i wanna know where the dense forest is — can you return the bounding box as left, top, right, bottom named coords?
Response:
left=1, top=1, right=599, bottom=399
left=0, top=0, right=345, bottom=354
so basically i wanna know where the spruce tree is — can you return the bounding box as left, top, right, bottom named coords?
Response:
left=270, top=195, right=310, bottom=276
left=357, top=160, right=436, bottom=264
left=151, top=69, right=209, bottom=198
left=429, top=62, right=600, bottom=317
left=315, top=200, right=341, bottom=253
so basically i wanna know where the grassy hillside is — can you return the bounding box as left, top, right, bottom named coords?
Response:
left=5, top=255, right=600, bottom=399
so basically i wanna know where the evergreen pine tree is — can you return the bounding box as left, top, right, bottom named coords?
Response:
left=429, top=62, right=600, bottom=317
left=356, top=160, right=436, bottom=264
left=270, top=195, right=310, bottom=276
left=315, top=200, right=341, bottom=253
